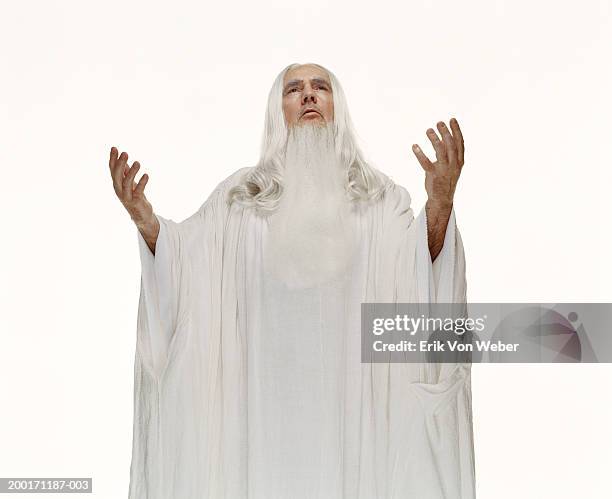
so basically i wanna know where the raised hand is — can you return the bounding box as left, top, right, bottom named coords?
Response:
left=411, top=117, right=465, bottom=208
left=411, top=118, right=465, bottom=262
left=108, top=146, right=159, bottom=252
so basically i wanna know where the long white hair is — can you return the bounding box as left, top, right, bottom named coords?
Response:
left=228, top=62, right=391, bottom=213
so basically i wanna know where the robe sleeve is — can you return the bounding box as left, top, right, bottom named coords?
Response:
left=135, top=213, right=186, bottom=380
left=134, top=169, right=247, bottom=381
left=414, top=201, right=470, bottom=378
left=385, top=181, right=470, bottom=379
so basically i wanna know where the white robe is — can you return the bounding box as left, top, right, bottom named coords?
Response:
left=128, top=167, right=475, bottom=499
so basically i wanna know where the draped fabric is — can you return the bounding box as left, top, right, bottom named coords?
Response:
left=128, top=167, right=475, bottom=499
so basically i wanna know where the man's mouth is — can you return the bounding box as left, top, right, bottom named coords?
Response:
left=301, top=109, right=322, bottom=118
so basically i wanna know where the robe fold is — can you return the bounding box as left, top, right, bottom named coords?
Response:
left=128, top=167, right=475, bottom=499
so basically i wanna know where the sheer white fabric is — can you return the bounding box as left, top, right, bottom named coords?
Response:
left=128, top=167, right=475, bottom=499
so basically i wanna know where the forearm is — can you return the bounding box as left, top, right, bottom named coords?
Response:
left=136, top=216, right=160, bottom=255
left=425, top=199, right=452, bottom=262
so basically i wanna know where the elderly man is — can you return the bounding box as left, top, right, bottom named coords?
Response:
left=109, top=63, right=474, bottom=499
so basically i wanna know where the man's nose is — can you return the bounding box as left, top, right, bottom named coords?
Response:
left=301, top=87, right=316, bottom=104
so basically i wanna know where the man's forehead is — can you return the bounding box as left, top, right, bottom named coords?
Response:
left=283, top=66, right=330, bottom=86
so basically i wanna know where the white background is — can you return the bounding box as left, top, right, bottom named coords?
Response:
left=1, top=0, right=611, bottom=497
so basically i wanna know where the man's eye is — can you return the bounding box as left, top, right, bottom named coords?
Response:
left=289, top=88, right=298, bottom=93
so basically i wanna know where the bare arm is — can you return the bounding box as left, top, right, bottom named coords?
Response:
left=137, top=216, right=160, bottom=255
left=108, top=146, right=159, bottom=254
left=411, top=117, right=465, bottom=262
left=425, top=199, right=453, bottom=262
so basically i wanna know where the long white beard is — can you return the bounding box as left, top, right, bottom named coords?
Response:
left=263, top=123, right=358, bottom=289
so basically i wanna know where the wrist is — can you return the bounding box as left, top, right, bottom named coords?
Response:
left=426, top=197, right=453, bottom=211
left=134, top=213, right=158, bottom=233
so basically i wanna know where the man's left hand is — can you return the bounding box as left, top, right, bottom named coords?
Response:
left=412, top=118, right=465, bottom=207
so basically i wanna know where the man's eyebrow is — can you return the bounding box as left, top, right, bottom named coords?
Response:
left=283, top=77, right=332, bottom=89
left=311, top=77, right=331, bottom=86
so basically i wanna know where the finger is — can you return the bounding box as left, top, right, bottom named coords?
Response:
left=111, top=151, right=128, bottom=195
left=437, top=121, right=457, bottom=166
left=122, top=157, right=130, bottom=177
left=426, top=128, right=447, bottom=163
left=109, top=146, right=118, bottom=171
left=412, top=144, right=434, bottom=171
left=134, top=173, right=149, bottom=197
left=449, top=117, right=464, bottom=166
left=122, top=161, right=140, bottom=202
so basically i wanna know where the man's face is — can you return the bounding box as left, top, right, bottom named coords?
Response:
left=282, top=64, right=334, bottom=127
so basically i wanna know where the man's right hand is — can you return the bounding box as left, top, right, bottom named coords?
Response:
left=109, top=146, right=160, bottom=254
